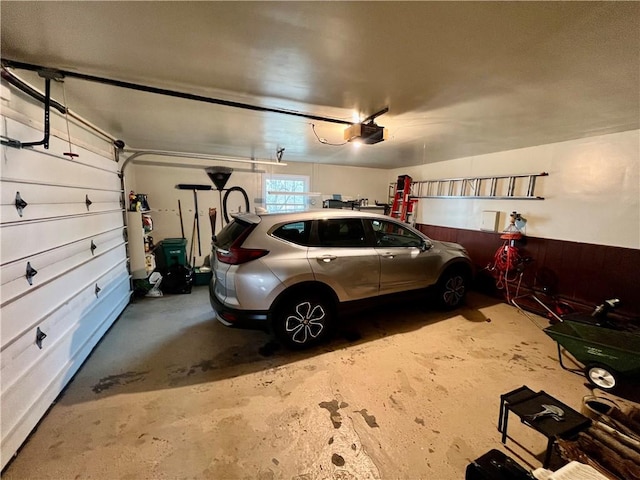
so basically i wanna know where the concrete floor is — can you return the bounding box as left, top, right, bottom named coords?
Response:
left=4, top=287, right=636, bottom=479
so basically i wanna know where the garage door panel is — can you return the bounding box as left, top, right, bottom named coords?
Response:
left=1, top=245, right=128, bottom=348
left=1, top=181, right=122, bottom=205
left=2, top=145, right=120, bottom=190
left=1, top=270, right=129, bottom=393
left=1, top=235, right=127, bottom=307
left=1, top=203, right=122, bottom=224
left=1, top=264, right=129, bottom=365
left=0, top=211, right=125, bottom=264
left=1, top=181, right=123, bottom=224
left=0, top=227, right=124, bottom=286
left=0, top=278, right=130, bottom=465
left=3, top=117, right=119, bottom=175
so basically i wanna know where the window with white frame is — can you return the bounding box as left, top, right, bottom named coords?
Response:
left=264, top=174, right=310, bottom=213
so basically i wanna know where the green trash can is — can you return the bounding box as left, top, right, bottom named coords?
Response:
left=157, top=238, right=187, bottom=268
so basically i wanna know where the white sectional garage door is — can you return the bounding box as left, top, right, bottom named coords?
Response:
left=0, top=116, right=130, bottom=469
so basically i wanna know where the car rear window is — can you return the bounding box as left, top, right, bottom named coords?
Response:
left=272, top=221, right=311, bottom=246
left=214, top=219, right=252, bottom=249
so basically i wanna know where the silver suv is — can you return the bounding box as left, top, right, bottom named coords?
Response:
left=209, top=209, right=472, bottom=348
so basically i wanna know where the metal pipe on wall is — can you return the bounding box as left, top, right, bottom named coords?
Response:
left=120, top=149, right=287, bottom=171
left=1, top=68, right=120, bottom=145
left=2, top=66, right=291, bottom=171
left=2, top=59, right=355, bottom=126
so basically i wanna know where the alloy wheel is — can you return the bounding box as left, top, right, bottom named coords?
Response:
left=442, top=275, right=466, bottom=307
left=285, top=301, right=326, bottom=345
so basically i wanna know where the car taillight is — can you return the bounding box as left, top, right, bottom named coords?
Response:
left=217, top=247, right=269, bottom=265
left=215, top=222, right=268, bottom=265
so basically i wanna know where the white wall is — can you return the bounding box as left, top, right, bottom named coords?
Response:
left=125, top=157, right=390, bottom=266
left=390, top=130, right=640, bottom=249
left=126, top=129, right=640, bottom=264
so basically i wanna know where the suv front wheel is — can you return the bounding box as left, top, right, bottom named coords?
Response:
left=436, top=268, right=468, bottom=309
left=273, top=294, right=334, bottom=349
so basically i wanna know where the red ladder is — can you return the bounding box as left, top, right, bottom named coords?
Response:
left=390, top=175, right=417, bottom=222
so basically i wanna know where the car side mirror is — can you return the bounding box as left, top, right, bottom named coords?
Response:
left=421, top=240, right=432, bottom=252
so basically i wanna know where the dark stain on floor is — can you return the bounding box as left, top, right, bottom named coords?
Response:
left=509, top=353, right=527, bottom=363
left=342, top=330, right=362, bottom=342
left=355, top=408, right=379, bottom=428
left=188, top=360, right=216, bottom=375
left=259, top=341, right=281, bottom=357
left=319, top=400, right=349, bottom=429
left=91, top=371, right=149, bottom=394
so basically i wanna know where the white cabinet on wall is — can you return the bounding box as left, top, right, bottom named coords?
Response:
left=0, top=115, right=130, bottom=469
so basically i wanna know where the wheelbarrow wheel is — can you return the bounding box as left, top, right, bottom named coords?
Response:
left=585, top=364, right=618, bottom=391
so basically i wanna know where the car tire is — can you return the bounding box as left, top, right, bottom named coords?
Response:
left=585, top=363, right=618, bottom=391
left=436, top=268, right=468, bottom=309
left=273, top=294, right=334, bottom=349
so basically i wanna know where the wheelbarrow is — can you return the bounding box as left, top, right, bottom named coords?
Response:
left=544, top=312, right=640, bottom=391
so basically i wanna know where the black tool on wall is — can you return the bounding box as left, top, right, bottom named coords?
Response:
left=206, top=167, right=232, bottom=234
left=178, top=199, right=185, bottom=238
left=175, top=184, right=212, bottom=266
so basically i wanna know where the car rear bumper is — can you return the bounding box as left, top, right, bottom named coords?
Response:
left=208, top=281, right=269, bottom=330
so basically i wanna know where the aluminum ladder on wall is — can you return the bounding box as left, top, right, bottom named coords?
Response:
left=411, top=172, right=549, bottom=200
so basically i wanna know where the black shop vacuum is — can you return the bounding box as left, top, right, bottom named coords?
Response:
left=161, top=263, right=194, bottom=294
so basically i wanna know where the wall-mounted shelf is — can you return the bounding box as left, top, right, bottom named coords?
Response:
left=127, top=210, right=155, bottom=279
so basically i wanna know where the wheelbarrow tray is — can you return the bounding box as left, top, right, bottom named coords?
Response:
left=544, top=318, right=640, bottom=377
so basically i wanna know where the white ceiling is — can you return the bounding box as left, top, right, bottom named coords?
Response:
left=1, top=1, right=638, bottom=169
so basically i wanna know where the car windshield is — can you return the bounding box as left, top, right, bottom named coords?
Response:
left=214, top=220, right=251, bottom=250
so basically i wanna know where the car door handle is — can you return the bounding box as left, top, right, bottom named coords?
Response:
left=381, top=252, right=395, bottom=259
left=318, top=255, right=337, bottom=263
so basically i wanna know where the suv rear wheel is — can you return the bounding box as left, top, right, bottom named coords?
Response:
left=273, top=294, right=334, bottom=349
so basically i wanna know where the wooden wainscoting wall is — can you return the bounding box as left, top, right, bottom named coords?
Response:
left=417, top=224, right=640, bottom=318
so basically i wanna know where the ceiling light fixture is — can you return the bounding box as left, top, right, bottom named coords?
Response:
left=344, top=122, right=388, bottom=145
left=311, top=106, right=390, bottom=147
left=343, top=107, right=389, bottom=145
